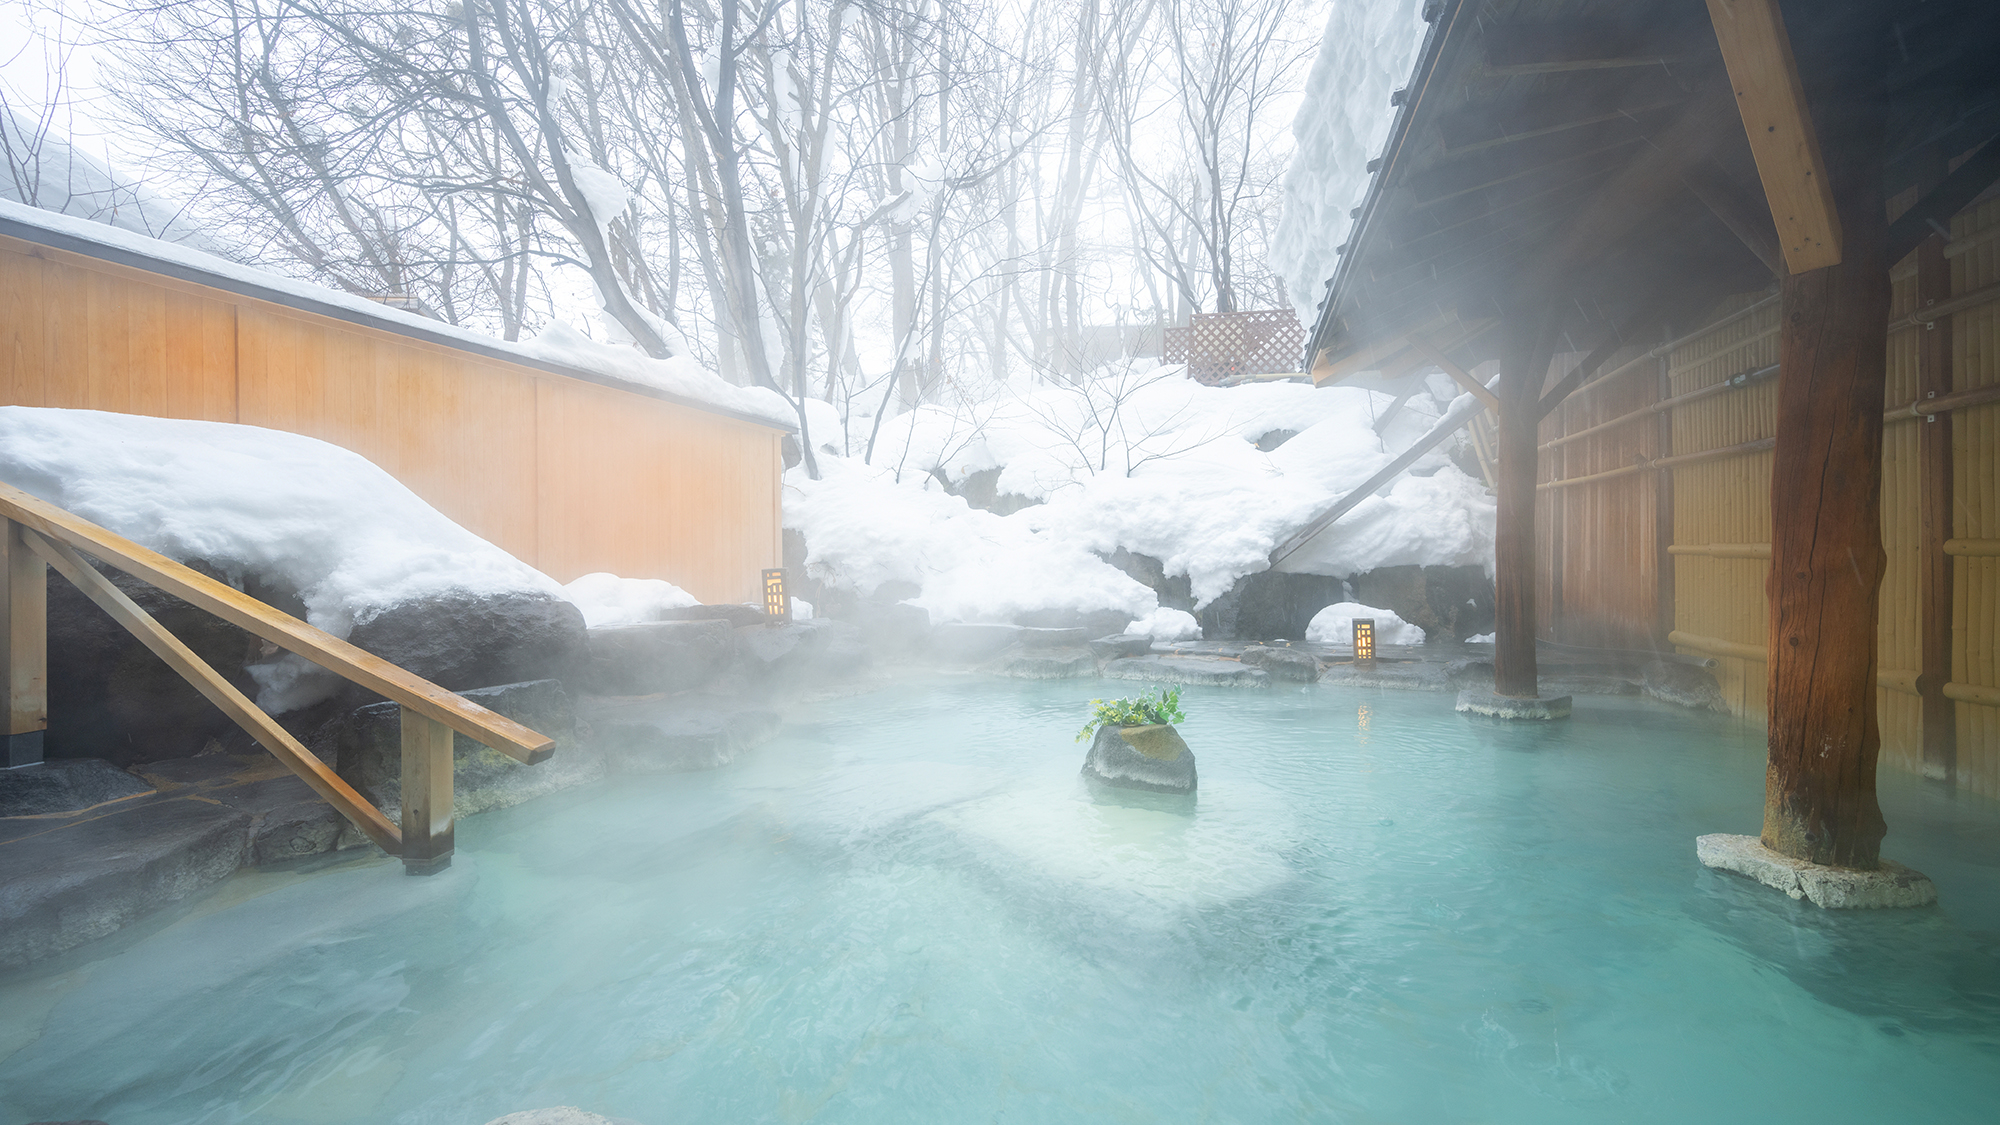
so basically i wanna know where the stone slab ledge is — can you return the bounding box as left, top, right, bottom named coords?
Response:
left=1696, top=833, right=1938, bottom=909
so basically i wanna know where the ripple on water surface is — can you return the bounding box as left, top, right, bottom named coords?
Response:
left=2, top=676, right=1998, bottom=1124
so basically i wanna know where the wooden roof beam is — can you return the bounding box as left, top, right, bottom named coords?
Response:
left=1705, top=0, right=1842, bottom=273
left=1482, top=22, right=1705, bottom=77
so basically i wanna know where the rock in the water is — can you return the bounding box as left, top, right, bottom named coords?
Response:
left=1082, top=723, right=1196, bottom=794
left=932, top=622, right=1023, bottom=662
left=585, top=619, right=733, bottom=695
left=0, top=758, right=153, bottom=817
left=1641, top=660, right=1728, bottom=712
left=1013, top=607, right=1134, bottom=638
left=347, top=591, right=588, bottom=696
left=990, top=649, right=1096, bottom=679
left=657, top=603, right=771, bottom=628
left=1103, top=655, right=1268, bottom=687
left=208, top=775, right=352, bottom=865
left=1696, top=833, right=1937, bottom=909
left=1238, top=645, right=1321, bottom=682
left=1088, top=633, right=1154, bottom=660
left=1016, top=626, right=1089, bottom=649
left=1455, top=690, right=1571, bottom=720
left=593, top=705, right=782, bottom=772
left=334, top=679, right=600, bottom=822
left=0, top=796, right=251, bottom=971
left=732, top=619, right=869, bottom=689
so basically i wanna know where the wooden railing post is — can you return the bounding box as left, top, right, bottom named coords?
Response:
left=400, top=706, right=455, bottom=875
left=2, top=519, right=48, bottom=769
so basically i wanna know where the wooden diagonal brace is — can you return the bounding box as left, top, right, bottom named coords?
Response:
left=1406, top=333, right=1497, bottom=411
left=22, top=529, right=402, bottom=854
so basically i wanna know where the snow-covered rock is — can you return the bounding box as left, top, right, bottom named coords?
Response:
left=1305, top=602, right=1425, bottom=646
left=562, top=571, right=700, bottom=629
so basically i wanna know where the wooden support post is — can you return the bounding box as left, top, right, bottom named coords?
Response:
left=1916, top=232, right=1957, bottom=783
left=2, top=520, right=48, bottom=768
left=1493, top=318, right=1554, bottom=698
left=1761, top=10, right=1891, bottom=869
left=1549, top=397, right=1566, bottom=642
left=400, top=705, right=455, bottom=875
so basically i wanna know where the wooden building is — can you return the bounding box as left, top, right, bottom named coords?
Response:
left=0, top=205, right=789, bottom=606
left=1295, top=0, right=2000, bottom=863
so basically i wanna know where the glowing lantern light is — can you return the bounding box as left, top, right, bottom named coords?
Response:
left=1353, top=618, right=1376, bottom=661
left=762, top=568, right=791, bottom=621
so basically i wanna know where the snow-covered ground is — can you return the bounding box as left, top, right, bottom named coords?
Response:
left=786, top=361, right=1495, bottom=630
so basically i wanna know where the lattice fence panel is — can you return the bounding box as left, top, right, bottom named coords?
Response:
left=1173, top=309, right=1304, bottom=385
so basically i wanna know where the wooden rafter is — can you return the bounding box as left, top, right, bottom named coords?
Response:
left=1705, top=0, right=1842, bottom=273
left=1482, top=21, right=1707, bottom=77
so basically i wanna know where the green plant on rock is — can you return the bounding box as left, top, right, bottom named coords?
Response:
left=1075, top=688, right=1187, bottom=742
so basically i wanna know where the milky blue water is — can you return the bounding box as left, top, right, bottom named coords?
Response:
left=3, top=677, right=1998, bottom=1124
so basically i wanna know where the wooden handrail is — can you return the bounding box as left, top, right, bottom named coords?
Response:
left=1668, top=543, right=1772, bottom=559
left=22, top=529, right=402, bottom=853
left=0, top=481, right=553, bottom=764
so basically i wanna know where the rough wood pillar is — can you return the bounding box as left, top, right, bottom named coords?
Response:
left=2, top=520, right=48, bottom=769
left=1916, top=232, right=1957, bottom=782
left=1493, top=317, right=1553, bottom=698
left=401, top=706, right=455, bottom=874
left=1762, top=11, right=1891, bottom=869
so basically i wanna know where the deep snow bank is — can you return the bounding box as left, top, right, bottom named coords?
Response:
left=785, top=364, right=1494, bottom=625
left=0, top=407, right=562, bottom=638
left=1269, top=0, right=1429, bottom=327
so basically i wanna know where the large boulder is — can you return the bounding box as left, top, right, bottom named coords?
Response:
left=1089, top=634, right=1155, bottom=660
left=1641, top=660, right=1729, bottom=712
left=346, top=591, right=588, bottom=696
left=989, top=649, right=1097, bottom=679
left=0, top=758, right=153, bottom=816
left=1347, top=564, right=1494, bottom=643
left=1103, top=655, right=1268, bottom=687
left=584, top=620, right=733, bottom=695
left=1195, top=572, right=1348, bottom=641
left=656, top=603, right=771, bottom=628
left=44, top=560, right=262, bottom=765
left=1082, top=723, right=1197, bottom=794
left=333, top=679, right=599, bottom=822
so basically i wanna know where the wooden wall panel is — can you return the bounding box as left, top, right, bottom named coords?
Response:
left=1, top=232, right=782, bottom=614
left=533, top=379, right=778, bottom=604
left=1948, top=198, right=2000, bottom=797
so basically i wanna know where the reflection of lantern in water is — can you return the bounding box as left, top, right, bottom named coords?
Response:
left=1357, top=703, right=1372, bottom=731
left=1353, top=618, right=1376, bottom=661
left=762, top=568, right=791, bottom=621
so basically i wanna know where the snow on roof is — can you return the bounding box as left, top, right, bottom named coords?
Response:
left=0, top=197, right=796, bottom=431
left=1269, top=0, right=1430, bottom=331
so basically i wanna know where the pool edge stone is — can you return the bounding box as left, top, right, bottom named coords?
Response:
left=1454, top=689, right=1572, bottom=720
left=1695, top=833, right=1938, bottom=909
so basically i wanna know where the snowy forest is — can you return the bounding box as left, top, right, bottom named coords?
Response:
left=4, top=0, right=1327, bottom=454
left=2, top=0, right=1487, bottom=641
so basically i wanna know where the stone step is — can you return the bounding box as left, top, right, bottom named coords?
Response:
left=1, top=795, right=251, bottom=972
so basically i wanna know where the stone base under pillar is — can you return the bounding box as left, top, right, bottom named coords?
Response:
left=1696, top=833, right=1937, bottom=909
left=1455, top=690, right=1572, bottom=720
left=3, top=730, right=44, bottom=769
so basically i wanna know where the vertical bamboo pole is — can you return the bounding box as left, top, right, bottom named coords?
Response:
left=1655, top=345, right=1677, bottom=648
left=1916, top=232, right=1957, bottom=782
left=1762, top=12, right=1891, bottom=869
left=400, top=705, right=455, bottom=874
left=2, top=520, right=48, bottom=769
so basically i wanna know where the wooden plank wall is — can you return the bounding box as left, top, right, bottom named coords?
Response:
left=1541, top=197, right=2000, bottom=798
left=0, top=234, right=782, bottom=605
left=1535, top=346, right=1662, bottom=649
